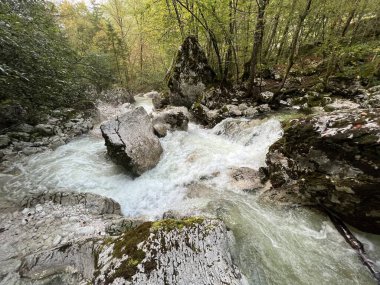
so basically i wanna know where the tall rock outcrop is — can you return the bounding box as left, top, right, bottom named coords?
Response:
left=168, top=36, right=216, bottom=108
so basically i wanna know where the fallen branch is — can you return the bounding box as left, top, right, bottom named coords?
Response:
left=319, top=204, right=380, bottom=284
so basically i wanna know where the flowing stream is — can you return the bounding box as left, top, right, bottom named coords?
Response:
left=1, top=96, right=379, bottom=285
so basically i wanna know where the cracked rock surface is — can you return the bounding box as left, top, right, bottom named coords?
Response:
left=94, top=218, right=247, bottom=285
left=262, top=108, right=380, bottom=234
left=100, top=107, right=163, bottom=176
left=0, top=191, right=246, bottom=285
left=0, top=192, right=124, bottom=285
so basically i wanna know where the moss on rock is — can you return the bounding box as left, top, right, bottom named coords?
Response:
left=151, top=217, right=204, bottom=232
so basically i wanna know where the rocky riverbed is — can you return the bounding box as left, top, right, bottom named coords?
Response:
left=0, top=92, right=379, bottom=284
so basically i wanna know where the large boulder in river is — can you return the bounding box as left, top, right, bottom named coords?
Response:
left=100, top=107, right=163, bottom=176
left=263, top=109, right=380, bottom=234
left=168, top=36, right=216, bottom=108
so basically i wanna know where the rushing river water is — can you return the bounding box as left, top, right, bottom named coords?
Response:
left=1, top=96, right=380, bottom=285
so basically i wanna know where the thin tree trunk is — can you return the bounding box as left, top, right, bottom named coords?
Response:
left=275, top=0, right=297, bottom=63
left=264, top=10, right=280, bottom=60
left=341, top=7, right=357, bottom=37
left=280, top=0, right=312, bottom=90
left=248, top=0, right=268, bottom=98
left=172, top=0, right=185, bottom=40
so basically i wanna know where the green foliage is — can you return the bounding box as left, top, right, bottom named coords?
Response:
left=0, top=0, right=85, bottom=110
left=151, top=217, right=204, bottom=232
left=99, top=222, right=153, bottom=284
left=2, top=0, right=379, bottom=115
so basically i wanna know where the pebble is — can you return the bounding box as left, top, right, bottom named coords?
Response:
left=52, top=235, right=62, bottom=246
left=21, top=208, right=30, bottom=215
left=35, top=205, right=43, bottom=212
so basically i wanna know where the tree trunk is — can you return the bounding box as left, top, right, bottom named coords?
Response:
left=172, top=0, right=185, bottom=40
left=263, top=10, right=280, bottom=60
left=247, top=0, right=268, bottom=98
left=275, top=0, right=297, bottom=63
left=280, top=0, right=312, bottom=90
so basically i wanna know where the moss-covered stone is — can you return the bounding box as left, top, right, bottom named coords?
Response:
left=151, top=217, right=204, bottom=232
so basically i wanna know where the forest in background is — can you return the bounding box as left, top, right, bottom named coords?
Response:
left=1, top=0, right=380, bottom=116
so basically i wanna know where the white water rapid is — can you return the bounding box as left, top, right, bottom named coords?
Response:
left=1, top=96, right=379, bottom=285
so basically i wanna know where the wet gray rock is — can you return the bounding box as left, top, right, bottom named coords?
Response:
left=19, top=239, right=96, bottom=282
left=238, top=103, right=248, bottom=111
left=264, top=108, right=380, bottom=234
left=168, top=36, right=216, bottom=108
left=325, top=99, right=360, bottom=111
left=152, top=92, right=170, bottom=110
left=0, top=104, right=27, bottom=129
left=222, top=104, right=242, bottom=117
left=12, top=123, right=34, bottom=133
left=366, top=85, right=380, bottom=108
left=94, top=218, right=247, bottom=285
left=100, top=107, right=163, bottom=176
left=0, top=135, right=10, bottom=148
left=229, top=167, right=265, bottom=192
left=243, top=107, right=259, bottom=117
left=257, top=104, right=271, bottom=113
left=0, top=194, right=123, bottom=285
left=22, top=146, right=41, bottom=155
left=20, top=191, right=121, bottom=215
left=151, top=106, right=190, bottom=137
left=368, top=94, right=380, bottom=108
left=153, top=123, right=168, bottom=138
left=8, top=132, right=30, bottom=142
left=143, top=91, right=160, bottom=98
left=192, top=104, right=225, bottom=127
left=259, top=91, right=274, bottom=103
left=34, top=124, right=54, bottom=136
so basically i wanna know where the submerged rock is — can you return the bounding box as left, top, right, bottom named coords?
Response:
left=168, top=36, right=216, bottom=108
left=229, top=167, right=266, bottom=192
left=151, top=106, right=190, bottom=137
left=264, top=108, right=380, bottom=234
left=100, top=107, right=163, bottom=176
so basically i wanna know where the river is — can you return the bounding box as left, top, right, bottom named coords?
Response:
left=1, top=96, right=379, bottom=285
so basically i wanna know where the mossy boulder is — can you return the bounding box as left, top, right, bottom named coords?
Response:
left=94, top=218, right=246, bottom=285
